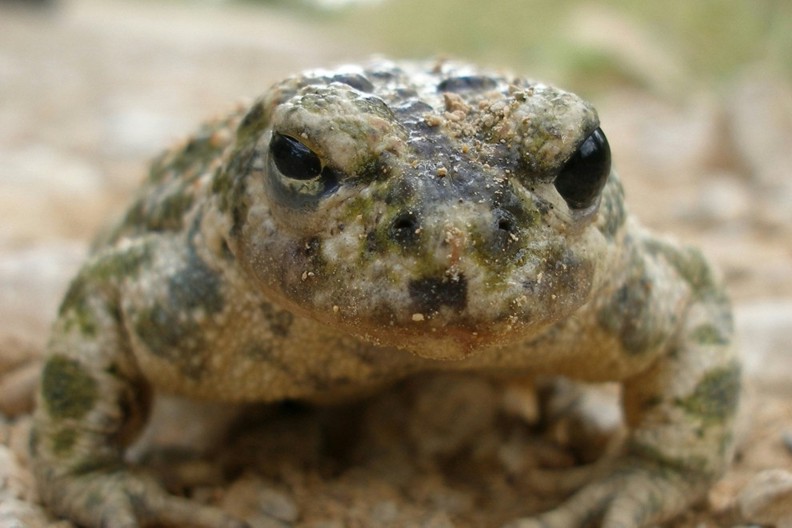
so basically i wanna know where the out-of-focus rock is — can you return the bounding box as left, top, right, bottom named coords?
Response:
left=0, top=360, right=40, bottom=416
left=0, top=242, right=86, bottom=348
left=727, top=69, right=792, bottom=221
left=736, top=301, right=792, bottom=389
left=221, top=474, right=298, bottom=528
left=407, top=375, right=499, bottom=459
left=738, top=469, right=792, bottom=528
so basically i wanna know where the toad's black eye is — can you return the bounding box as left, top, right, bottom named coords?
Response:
left=554, top=127, right=611, bottom=210
left=270, top=132, right=322, bottom=180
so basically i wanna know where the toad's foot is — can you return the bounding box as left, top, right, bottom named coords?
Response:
left=503, top=458, right=698, bottom=528
left=43, top=470, right=248, bottom=528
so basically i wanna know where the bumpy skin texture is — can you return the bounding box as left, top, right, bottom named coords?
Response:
left=33, top=59, right=739, bottom=528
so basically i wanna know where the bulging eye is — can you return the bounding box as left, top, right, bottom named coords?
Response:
left=554, top=127, right=611, bottom=210
left=267, top=132, right=340, bottom=209
left=270, top=132, right=322, bottom=180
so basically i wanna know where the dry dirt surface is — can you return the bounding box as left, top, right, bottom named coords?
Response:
left=1, top=1, right=791, bottom=527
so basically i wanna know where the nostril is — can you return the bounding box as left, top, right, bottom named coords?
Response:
left=494, top=210, right=518, bottom=236
left=491, top=210, right=519, bottom=254
left=390, top=212, right=420, bottom=247
left=497, top=218, right=515, bottom=233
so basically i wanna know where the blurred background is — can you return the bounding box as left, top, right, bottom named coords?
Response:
left=1, top=0, right=791, bottom=526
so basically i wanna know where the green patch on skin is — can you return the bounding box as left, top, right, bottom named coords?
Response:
left=52, top=428, right=78, bottom=456
left=646, top=241, right=726, bottom=303
left=155, top=192, right=195, bottom=231
left=70, top=457, right=125, bottom=477
left=690, top=323, right=730, bottom=345
left=58, top=277, right=98, bottom=336
left=85, top=243, right=153, bottom=285
left=598, top=256, right=663, bottom=356
left=355, top=156, right=392, bottom=184
left=59, top=242, right=153, bottom=335
left=133, top=305, right=207, bottom=380
left=236, top=101, right=268, bottom=145
left=628, top=440, right=715, bottom=478
left=212, top=166, right=235, bottom=213
left=677, top=363, right=741, bottom=424
left=469, top=224, right=520, bottom=267
left=168, top=248, right=225, bottom=314
left=223, top=144, right=258, bottom=237
left=597, top=175, right=626, bottom=241
left=164, top=120, right=234, bottom=179
left=118, top=191, right=196, bottom=235
left=42, top=356, right=98, bottom=420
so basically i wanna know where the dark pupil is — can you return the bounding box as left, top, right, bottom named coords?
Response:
left=270, top=132, right=322, bottom=181
left=554, top=127, right=611, bottom=209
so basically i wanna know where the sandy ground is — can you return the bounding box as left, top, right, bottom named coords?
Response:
left=1, top=1, right=791, bottom=526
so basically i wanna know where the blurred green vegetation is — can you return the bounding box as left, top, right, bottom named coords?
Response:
left=249, top=0, right=792, bottom=94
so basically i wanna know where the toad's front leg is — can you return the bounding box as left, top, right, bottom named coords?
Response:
left=31, top=263, right=246, bottom=528
left=506, top=248, right=740, bottom=528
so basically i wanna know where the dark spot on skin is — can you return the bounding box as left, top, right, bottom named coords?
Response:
left=238, top=102, right=266, bottom=138
left=600, top=281, right=653, bottom=355
left=244, top=342, right=275, bottom=361
left=53, top=428, right=78, bottom=456
left=408, top=275, right=468, bottom=314
left=598, top=175, right=626, bottom=240
left=212, top=166, right=234, bottom=213
left=134, top=305, right=207, bottom=380
left=437, top=75, right=498, bottom=93
left=167, top=263, right=223, bottom=313
left=42, top=356, right=98, bottom=420
left=646, top=242, right=721, bottom=300
left=225, top=145, right=258, bottom=238
left=384, top=177, right=416, bottom=206
left=130, top=226, right=220, bottom=379
left=168, top=229, right=225, bottom=315
left=538, top=246, right=592, bottom=299
left=597, top=252, right=661, bottom=356
left=231, top=202, right=247, bottom=238
left=154, top=192, right=194, bottom=231
left=260, top=302, right=294, bottom=338
left=356, top=156, right=391, bottom=183
left=70, top=457, right=125, bottom=476
left=678, top=362, right=741, bottom=424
